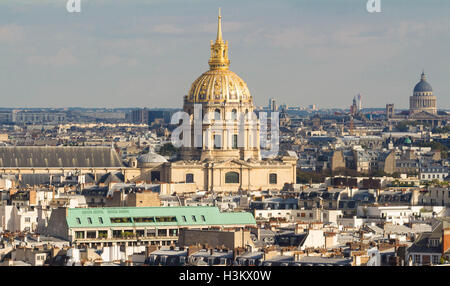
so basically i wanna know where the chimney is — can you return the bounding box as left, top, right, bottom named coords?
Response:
left=29, top=189, right=37, bottom=206
left=443, top=225, right=450, bottom=256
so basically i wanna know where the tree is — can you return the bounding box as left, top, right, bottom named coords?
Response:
left=157, top=143, right=179, bottom=157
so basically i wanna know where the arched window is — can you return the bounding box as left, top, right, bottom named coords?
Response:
left=214, top=109, right=221, bottom=120
left=186, top=173, right=194, bottom=183
left=231, top=109, right=237, bottom=120
left=225, top=172, right=239, bottom=184
left=269, top=173, right=277, bottom=184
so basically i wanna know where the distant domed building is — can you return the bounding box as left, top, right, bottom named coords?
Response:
left=409, top=71, right=437, bottom=115
left=386, top=70, right=448, bottom=128
left=137, top=152, right=167, bottom=168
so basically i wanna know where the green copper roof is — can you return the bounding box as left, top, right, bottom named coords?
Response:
left=66, top=206, right=256, bottom=228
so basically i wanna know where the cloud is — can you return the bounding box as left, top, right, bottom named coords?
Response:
left=26, top=48, right=78, bottom=67
left=99, top=54, right=138, bottom=67
left=0, top=24, right=25, bottom=44
left=152, top=24, right=184, bottom=35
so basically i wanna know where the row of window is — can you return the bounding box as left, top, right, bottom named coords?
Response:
left=413, top=254, right=440, bottom=265
left=421, top=173, right=446, bottom=179
left=110, top=216, right=177, bottom=224
left=74, top=229, right=178, bottom=239
left=75, top=215, right=206, bottom=225
left=212, top=134, right=239, bottom=149
left=173, top=171, right=278, bottom=185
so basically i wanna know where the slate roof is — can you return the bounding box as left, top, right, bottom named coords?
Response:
left=0, top=146, right=123, bottom=168
left=407, top=219, right=447, bottom=254
left=414, top=78, right=433, bottom=93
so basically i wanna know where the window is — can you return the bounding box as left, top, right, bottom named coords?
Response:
left=186, top=173, right=194, bottom=183
left=151, top=171, right=161, bottom=182
left=169, top=229, right=178, bottom=236
left=86, top=231, right=96, bottom=239
left=155, top=216, right=177, bottom=222
left=433, top=255, right=440, bottom=265
left=225, top=172, right=239, bottom=184
left=182, top=216, right=187, bottom=222
left=146, top=229, right=156, bottom=237
left=75, top=231, right=85, bottom=239
left=214, top=109, right=221, bottom=120
left=414, top=255, right=421, bottom=264
left=25, top=217, right=31, bottom=223
left=232, top=134, right=238, bottom=149
left=76, top=218, right=81, bottom=224
left=231, top=109, right=237, bottom=120
left=99, top=217, right=104, bottom=224
left=214, top=134, right=222, bottom=149
left=136, top=230, right=145, bottom=237
left=158, top=229, right=168, bottom=237
left=110, top=217, right=132, bottom=223
left=87, top=217, right=92, bottom=224
left=134, top=217, right=155, bottom=223
left=98, top=230, right=108, bottom=239
left=429, top=239, right=439, bottom=247
left=192, top=215, right=197, bottom=222
left=269, top=173, right=277, bottom=184
left=112, top=230, right=122, bottom=238
left=123, top=230, right=134, bottom=237
left=201, top=215, right=206, bottom=222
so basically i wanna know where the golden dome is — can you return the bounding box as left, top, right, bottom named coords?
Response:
left=186, top=8, right=252, bottom=104
left=188, top=69, right=251, bottom=103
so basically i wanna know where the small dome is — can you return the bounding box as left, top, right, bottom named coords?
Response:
left=413, top=72, right=433, bottom=94
left=137, top=152, right=167, bottom=164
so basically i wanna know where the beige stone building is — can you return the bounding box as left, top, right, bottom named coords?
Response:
left=134, top=11, right=297, bottom=193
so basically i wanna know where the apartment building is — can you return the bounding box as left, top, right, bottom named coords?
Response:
left=45, top=206, right=256, bottom=247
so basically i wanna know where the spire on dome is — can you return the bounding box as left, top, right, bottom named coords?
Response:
left=208, top=8, right=230, bottom=70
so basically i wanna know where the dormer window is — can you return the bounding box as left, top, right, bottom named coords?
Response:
left=429, top=239, right=439, bottom=247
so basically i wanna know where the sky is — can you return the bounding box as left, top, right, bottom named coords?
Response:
left=0, top=0, right=449, bottom=110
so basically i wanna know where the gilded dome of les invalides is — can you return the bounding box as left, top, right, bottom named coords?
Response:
left=187, top=9, right=252, bottom=104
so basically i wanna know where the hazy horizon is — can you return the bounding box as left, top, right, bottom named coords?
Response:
left=1, top=0, right=449, bottom=110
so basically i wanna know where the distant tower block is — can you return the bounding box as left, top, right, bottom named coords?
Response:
left=357, top=93, right=362, bottom=111
left=386, top=104, right=394, bottom=119
left=269, top=98, right=277, bottom=111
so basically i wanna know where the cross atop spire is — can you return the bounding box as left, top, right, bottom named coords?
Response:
left=217, top=8, right=223, bottom=42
